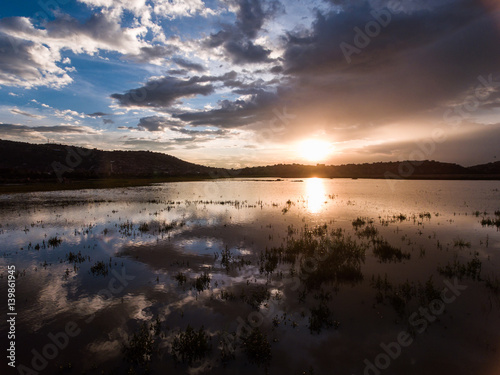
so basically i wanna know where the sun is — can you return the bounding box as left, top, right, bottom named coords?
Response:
left=298, top=139, right=333, bottom=162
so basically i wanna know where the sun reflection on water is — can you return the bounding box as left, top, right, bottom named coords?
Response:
left=305, top=178, right=326, bottom=213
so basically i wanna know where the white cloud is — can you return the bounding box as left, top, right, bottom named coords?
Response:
left=0, top=34, right=72, bottom=88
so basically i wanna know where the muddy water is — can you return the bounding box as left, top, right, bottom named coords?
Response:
left=0, top=178, right=499, bottom=375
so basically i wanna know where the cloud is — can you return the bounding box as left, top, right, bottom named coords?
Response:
left=110, top=72, right=238, bottom=108
left=172, top=57, right=205, bottom=72
left=0, top=13, right=149, bottom=88
left=87, top=112, right=110, bottom=117
left=0, top=33, right=72, bottom=88
left=132, top=116, right=230, bottom=138
left=125, top=45, right=179, bottom=64
left=167, top=68, right=189, bottom=75
left=110, top=76, right=215, bottom=108
left=10, top=108, right=45, bottom=119
left=203, top=0, right=282, bottom=64
left=174, top=89, right=281, bottom=128
left=0, top=123, right=97, bottom=136
left=0, top=14, right=146, bottom=56
left=136, top=116, right=179, bottom=131
left=224, top=40, right=273, bottom=64
left=146, top=0, right=217, bottom=19
left=351, top=122, right=500, bottom=166
left=267, top=0, right=500, bottom=130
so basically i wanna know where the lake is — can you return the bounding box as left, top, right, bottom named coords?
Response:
left=1, top=178, right=499, bottom=375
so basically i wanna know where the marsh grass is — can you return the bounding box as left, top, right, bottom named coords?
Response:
left=66, top=251, right=87, bottom=263
left=308, top=302, right=334, bottom=334
left=194, top=271, right=211, bottom=292
left=171, top=325, right=211, bottom=365
left=453, top=239, right=472, bottom=248
left=437, top=257, right=482, bottom=280
left=371, top=275, right=441, bottom=317
left=372, top=239, right=410, bottom=262
left=90, top=260, right=109, bottom=276
left=174, top=272, right=187, bottom=286
left=481, top=218, right=500, bottom=229
left=241, top=327, right=271, bottom=368
left=47, top=236, right=62, bottom=247
left=123, top=322, right=155, bottom=367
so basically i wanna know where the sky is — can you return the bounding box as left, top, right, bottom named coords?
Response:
left=0, top=0, right=499, bottom=167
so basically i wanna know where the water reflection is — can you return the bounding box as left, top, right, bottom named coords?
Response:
left=0, top=180, right=499, bottom=375
left=305, top=178, right=326, bottom=213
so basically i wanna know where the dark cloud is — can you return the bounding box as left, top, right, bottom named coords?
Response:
left=273, top=0, right=500, bottom=127
left=270, top=65, right=283, bottom=73
left=111, top=72, right=238, bottom=108
left=352, top=122, right=500, bottom=166
left=167, top=68, right=189, bottom=75
left=126, top=45, right=179, bottom=63
left=170, top=126, right=229, bottom=136
left=0, top=123, right=95, bottom=135
left=137, top=116, right=179, bottom=132
left=131, top=116, right=230, bottom=138
left=175, top=89, right=280, bottom=128
left=203, top=0, right=282, bottom=64
left=172, top=57, right=205, bottom=72
left=110, top=76, right=215, bottom=108
left=87, top=112, right=110, bottom=117
left=122, top=135, right=213, bottom=150
left=283, top=0, right=494, bottom=74
left=102, top=118, right=114, bottom=124
left=224, top=40, right=272, bottom=64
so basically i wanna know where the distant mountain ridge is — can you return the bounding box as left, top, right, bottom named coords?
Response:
left=0, top=139, right=215, bottom=181
left=0, top=139, right=499, bottom=183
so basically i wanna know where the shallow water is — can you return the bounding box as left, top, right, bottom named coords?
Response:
left=1, top=178, right=500, bottom=375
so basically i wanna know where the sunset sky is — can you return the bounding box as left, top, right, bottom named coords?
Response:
left=0, top=0, right=499, bottom=167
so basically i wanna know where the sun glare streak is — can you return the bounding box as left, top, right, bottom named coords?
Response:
left=305, top=177, right=326, bottom=214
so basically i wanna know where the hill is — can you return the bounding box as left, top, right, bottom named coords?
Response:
left=0, top=139, right=216, bottom=183
left=0, top=139, right=499, bottom=187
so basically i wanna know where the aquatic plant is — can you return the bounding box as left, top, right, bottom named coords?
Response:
left=171, top=325, right=211, bottom=365
left=66, top=251, right=87, bottom=264
left=47, top=236, right=62, bottom=247
left=138, top=222, right=150, bottom=232
left=242, top=285, right=271, bottom=309
left=485, top=275, right=500, bottom=295
left=453, top=239, right=471, bottom=248
left=480, top=218, right=500, bottom=229
left=437, top=257, right=482, bottom=280
left=90, top=261, right=109, bottom=276
left=418, top=212, right=432, bottom=220
left=174, top=272, right=187, bottom=286
left=123, top=322, right=154, bottom=366
left=356, top=225, right=378, bottom=239
left=194, top=271, right=211, bottom=292
left=308, top=301, right=334, bottom=334
left=241, top=327, right=271, bottom=367
left=352, top=217, right=366, bottom=229
left=372, top=239, right=410, bottom=262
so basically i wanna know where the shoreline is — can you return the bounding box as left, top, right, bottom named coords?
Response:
left=1, top=174, right=499, bottom=194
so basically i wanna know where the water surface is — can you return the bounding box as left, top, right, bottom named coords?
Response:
left=1, top=178, right=499, bottom=375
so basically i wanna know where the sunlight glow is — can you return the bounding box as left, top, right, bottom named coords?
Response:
left=305, top=177, right=326, bottom=214
left=298, top=139, right=333, bottom=162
